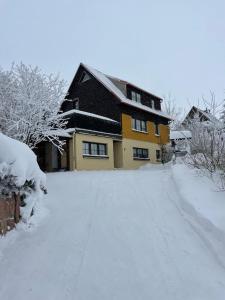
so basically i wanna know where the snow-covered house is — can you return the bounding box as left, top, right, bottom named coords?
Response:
left=36, top=63, right=172, bottom=171
left=182, top=106, right=220, bottom=126
left=170, top=130, right=192, bottom=154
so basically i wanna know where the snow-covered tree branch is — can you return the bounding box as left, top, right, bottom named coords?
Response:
left=184, top=94, right=225, bottom=189
left=0, top=63, right=67, bottom=150
left=162, top=93, right=184, bottom=130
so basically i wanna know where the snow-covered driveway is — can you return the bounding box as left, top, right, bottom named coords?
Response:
left=1, top=167, right=225, bottom=300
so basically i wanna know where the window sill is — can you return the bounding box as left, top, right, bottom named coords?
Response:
left=133, top=157, right=150, bottom=161
left=132, top=129, right=148, bottom=134
left=83, top=155, right=109, bottom=159
left=155, top=134, right=160, bottom=137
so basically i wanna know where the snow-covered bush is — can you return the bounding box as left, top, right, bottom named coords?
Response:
left=0, top=63, right=67, bottom=150
left=184, top=111, right=225, bottom=189
left=161, top=144, right=174, bottom=163
left=0, top=133, right=46, bottom=222
left=221, top=99, right=225, bottom=126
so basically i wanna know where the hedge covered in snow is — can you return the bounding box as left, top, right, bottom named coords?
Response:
left=0, top=133, right=46, bottom=221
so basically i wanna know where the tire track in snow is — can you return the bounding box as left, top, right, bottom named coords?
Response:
left=130, top=172, right=186, bottom=300
left=68, top=173, right=105, bottom=299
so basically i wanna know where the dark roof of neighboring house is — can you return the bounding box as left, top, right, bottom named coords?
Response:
left=80, top=63, right=172, bottom=120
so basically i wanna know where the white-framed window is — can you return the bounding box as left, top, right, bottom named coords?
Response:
left=150, top=99, right=155, bottom=109
left=79, top=71, right=91, bottom=84
left=133, top=147, right=149, bottom=159
left=154, top=123, right=160, bottom=135
left=131, top=91, right=141, bottom=103
left=132, top=118, right=147, bottom=132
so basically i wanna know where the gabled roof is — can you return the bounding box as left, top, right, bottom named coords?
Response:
left=183, top=106, right=220, bottom=124
left=81, top=63, right=172, bottom=120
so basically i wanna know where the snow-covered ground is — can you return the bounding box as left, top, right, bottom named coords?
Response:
left=1, top=165, right=225, bottom=300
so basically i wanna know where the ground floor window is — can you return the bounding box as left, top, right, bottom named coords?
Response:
left=83, top=142, right=107, bottom=156
left=133, top=147, right=149, bottom=159
left=156, top=149, right=161, bottom=160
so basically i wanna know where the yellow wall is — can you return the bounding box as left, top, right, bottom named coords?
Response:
left=122, top=138, right=161, bottom=169
left=122, top=113, right=169, bottom=145
left=72, top=133, right=114, bottom=170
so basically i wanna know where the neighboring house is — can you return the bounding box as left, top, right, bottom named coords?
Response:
left=170, top=130, right=192, bottom=155
left=182, top=106, right=219, bottom=126
left=37, top=63, right=172, bottom=171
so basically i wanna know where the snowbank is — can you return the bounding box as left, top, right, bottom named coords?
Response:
left=0, top=133, right=46, bottom=187
left=171, top=163, right=225, bottom=232
left=0, top=133, right=46, bottom=222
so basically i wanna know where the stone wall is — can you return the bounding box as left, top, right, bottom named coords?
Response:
left=0, top=194, right=20, bottom=235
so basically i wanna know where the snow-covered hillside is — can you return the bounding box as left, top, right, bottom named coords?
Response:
left=0, top=165, right=225, bottom=300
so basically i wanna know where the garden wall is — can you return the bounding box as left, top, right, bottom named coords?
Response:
left=0, top=194, right=20, bottom=235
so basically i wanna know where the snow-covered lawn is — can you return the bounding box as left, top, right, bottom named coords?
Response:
left=1, top=165, right=225, bottom=300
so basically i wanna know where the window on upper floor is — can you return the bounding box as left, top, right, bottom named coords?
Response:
left=132, top=118, right=147, bottom=133
left=72, top=98, right=79, bottom=110
left=150, top=99, right=155, bottom=109
left=154, top=123, right=160, bottom=135
left=79, top=71, right=91, bottom=84
left=133, top=147, right=149, bottom=160
left=131, top=91, right=141, bottom=103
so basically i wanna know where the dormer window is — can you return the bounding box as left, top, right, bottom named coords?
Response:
left=131, top=91, right=141, bottom=103
left=150, top=99, right=155, bottom=109
left=79, top=71, right=91, bottom=84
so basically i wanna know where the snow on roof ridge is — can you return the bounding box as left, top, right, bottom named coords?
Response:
left=82, top=63, right=172, bottom=120
left=170, top=130, right=192, bottom=140
left=121, top=99, right=172, bottom=119
left=59, top=109, right=118, bottom=123
left=82, top=63, right=127, bottom=100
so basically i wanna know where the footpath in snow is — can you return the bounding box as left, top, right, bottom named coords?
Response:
left=1, top=165, right=225, bottom=300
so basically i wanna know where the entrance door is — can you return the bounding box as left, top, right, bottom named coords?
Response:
left=113, top=141, right=123, bottom=168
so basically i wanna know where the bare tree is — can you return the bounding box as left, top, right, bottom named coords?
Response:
left=162, top=93, right=184, bottom=130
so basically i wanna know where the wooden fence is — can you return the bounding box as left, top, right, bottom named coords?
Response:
left=0, top=194, right=20, bottom=235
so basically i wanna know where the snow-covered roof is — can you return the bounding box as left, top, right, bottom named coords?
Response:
left=197, top=107, right=220, bottom=124
left=81, top=64, right=172, bottom=120
left=59, top=109, right=118, bottom=123
left=121, top=98, right=172, bottom=119
left=44, top=129, right=73, bottom=138
left=170, top=130, right=192, bottom=140
left=184, top=106, right=221, bottom=125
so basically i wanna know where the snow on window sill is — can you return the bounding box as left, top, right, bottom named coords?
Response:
left=83, top=154, right=109, bottom=159
left=132, top=129, right=148, bottom=134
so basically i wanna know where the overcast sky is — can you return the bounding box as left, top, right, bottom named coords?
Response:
left=0, top=0, right=225, bottom=110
